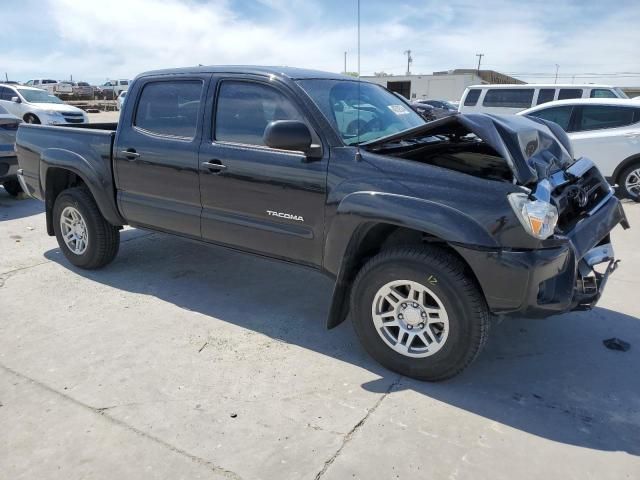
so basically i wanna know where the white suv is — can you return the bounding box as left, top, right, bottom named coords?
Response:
left=0, top=84, right=88, bottom=125
left=519, top=98, right=640, bottom=201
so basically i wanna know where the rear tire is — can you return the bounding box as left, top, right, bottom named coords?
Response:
left=53, top=187, right=120, bottom=269
left=350, top=246, right=489, bottom=381
left=619, top=162, right=640, bottom=202
left=3, top=179, right=22, bottom=197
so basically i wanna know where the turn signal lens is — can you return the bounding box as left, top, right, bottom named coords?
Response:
left=508, top=193, right=558, bottom=240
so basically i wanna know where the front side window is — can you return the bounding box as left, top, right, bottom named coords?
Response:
left=121, top=81, right=129, bottom=85
left=134, top=80, right=203, bottom=138
left=464, top=89, right=481, bottom=106
left=536, top=89, right=555, bottom=105
left=590, top=89, right=617, bottom=99
left=483, top=89, right=534, bottom=108
left=527, top=106, right=573, bottom=131
left=578, top=106, right=638, bottom=131
left=558, top=89, right=583, bottom=100
left=215, top=81, right=305, bottom=146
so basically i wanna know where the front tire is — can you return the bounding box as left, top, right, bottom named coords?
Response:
left=3, top=179, right=22, bottom=197
left=619, top=162, right=640, bottom=202
left=53, top=187, right=120, bottom=269
left=24, top=114, right=40, bottom=124
left=350, top=246, right=489, bottom=381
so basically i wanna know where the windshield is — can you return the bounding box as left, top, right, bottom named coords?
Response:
left=298, top=79, right=426, bottom=145
left=614, top=87, right=629, bottom=99
left=17, top=88, right=64, bottom=104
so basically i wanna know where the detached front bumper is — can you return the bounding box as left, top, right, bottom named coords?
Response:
left=456, top=195, right=628, bottom=318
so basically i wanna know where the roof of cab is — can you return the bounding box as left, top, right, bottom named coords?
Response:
left=138, top=65, right=352, bottom=81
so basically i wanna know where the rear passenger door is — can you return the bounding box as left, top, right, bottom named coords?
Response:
left=114, top=75, right=211, bottom=237
left=569, top=105, right=640, bottom=177
left=198, top=76, right=328, bottom=266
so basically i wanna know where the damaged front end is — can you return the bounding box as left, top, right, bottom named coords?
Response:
left=363, top=113, right=630, bottom=316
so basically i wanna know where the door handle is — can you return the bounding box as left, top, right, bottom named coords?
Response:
left=202, top=160, right=227, bottom=173
left=121, top=149, right=140, bottom=160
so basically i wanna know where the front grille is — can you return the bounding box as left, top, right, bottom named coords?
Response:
left=63, top=117, right=84, bottom=123
left=553, top=166, right=611, bottom=231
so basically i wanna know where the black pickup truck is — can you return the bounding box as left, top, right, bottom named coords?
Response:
left=16, top=66, right=629, bottom=380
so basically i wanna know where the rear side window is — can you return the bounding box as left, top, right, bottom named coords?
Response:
left=134, top=80, right=203, bottom=138
left=577, top=106, right=638, bottom=131
left=463, top=89, right=481, bottom=106
left=527, top=106, right=573, bottom=131
left=483, top=89, right=534, bottom=108
left=558, top=89, right=583, bottom=100
left=536, top=89, right=555, bottom=105
left=215, top=81, right=304, bottom=146
left=590, top=89, right=617, bottom=98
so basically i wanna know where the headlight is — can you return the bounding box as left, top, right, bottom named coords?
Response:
left=45, top=110, right=62, bottom=116
left=508, top=193, right=558, bottom=239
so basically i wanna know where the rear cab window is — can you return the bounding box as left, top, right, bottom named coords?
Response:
left=463, top=89, right=481, bottom=106
left=558, top=89, right=583, bottom=100
left=482, top=89, right=534, bottom=108
left=134, top=80, right=203, bottom=138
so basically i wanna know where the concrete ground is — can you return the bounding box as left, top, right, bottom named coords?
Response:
left=1, top=180, right=639, bottom=478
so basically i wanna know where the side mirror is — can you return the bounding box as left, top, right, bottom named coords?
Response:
left=11, top=96, right=21, bottom=103
left=264, top=120, right=315, bottom=154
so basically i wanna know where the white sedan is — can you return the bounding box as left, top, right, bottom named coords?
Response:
left=519, top=98, right=640, bottom=201
left=0, top=84, right=88, bottom=125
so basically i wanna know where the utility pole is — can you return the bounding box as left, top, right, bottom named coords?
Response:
left=4, top=72, right=8, bottom=82
left=476, top=53, right=484, bottom=74
left=344, top=51, right=347, bottom=73
left=554, top=64, right=559, bottom=84
left=404, top=49, right=412, bottom=75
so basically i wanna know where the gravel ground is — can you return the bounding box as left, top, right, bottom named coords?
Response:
left=1, top=181, right=639, bottom=479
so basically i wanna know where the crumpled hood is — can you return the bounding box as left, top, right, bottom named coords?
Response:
left=362, top=113, right=575, bottom=186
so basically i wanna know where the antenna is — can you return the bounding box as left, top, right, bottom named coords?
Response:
left=404, top=50, right=412, bottom=75
left=355, top=0, right=362, bottom=159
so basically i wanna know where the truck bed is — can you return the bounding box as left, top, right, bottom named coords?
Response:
left=15, top=123, right=116, bottom=201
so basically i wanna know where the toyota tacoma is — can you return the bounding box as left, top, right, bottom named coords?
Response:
left=16, top=66, right=629, bottom=380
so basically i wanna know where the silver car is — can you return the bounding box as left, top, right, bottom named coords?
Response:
left=0, top=104, right=22, bottom=196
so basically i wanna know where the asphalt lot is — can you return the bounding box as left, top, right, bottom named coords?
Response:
left=1, top=120, right=639, bottom=478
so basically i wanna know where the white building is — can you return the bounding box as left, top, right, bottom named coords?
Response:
left=362, top=69, right=524, bottom=102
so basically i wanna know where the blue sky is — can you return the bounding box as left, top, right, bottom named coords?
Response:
left=2, top=0, right=639, bottom=86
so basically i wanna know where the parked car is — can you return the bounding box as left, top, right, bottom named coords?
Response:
left=413, top=99, right=457, bottom=119
left=0, top=104, right=22, bottom=196
left=16, top=66, right=628, bottom=381
left=24, top=79, right=73, bottom=98
left=0, top=84, right=88, bottom=125
left=116, top=90, right=127, bottom=110
left=61, top=81, right=94, bottom=100
left=519, top=98, right=640, bottom=201
left=96, top=79, right=130, bottom=100
left=459, top=84, right=628, bottom=115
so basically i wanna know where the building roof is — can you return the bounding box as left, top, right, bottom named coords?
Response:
left=436, top=69, right=525, bottom=85
left=138, top=65, right=351, bottom=81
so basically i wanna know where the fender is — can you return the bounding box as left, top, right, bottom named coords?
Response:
left=323, top=191, right=499, bottom=328
left=40, top=147, right=124, bottom=233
